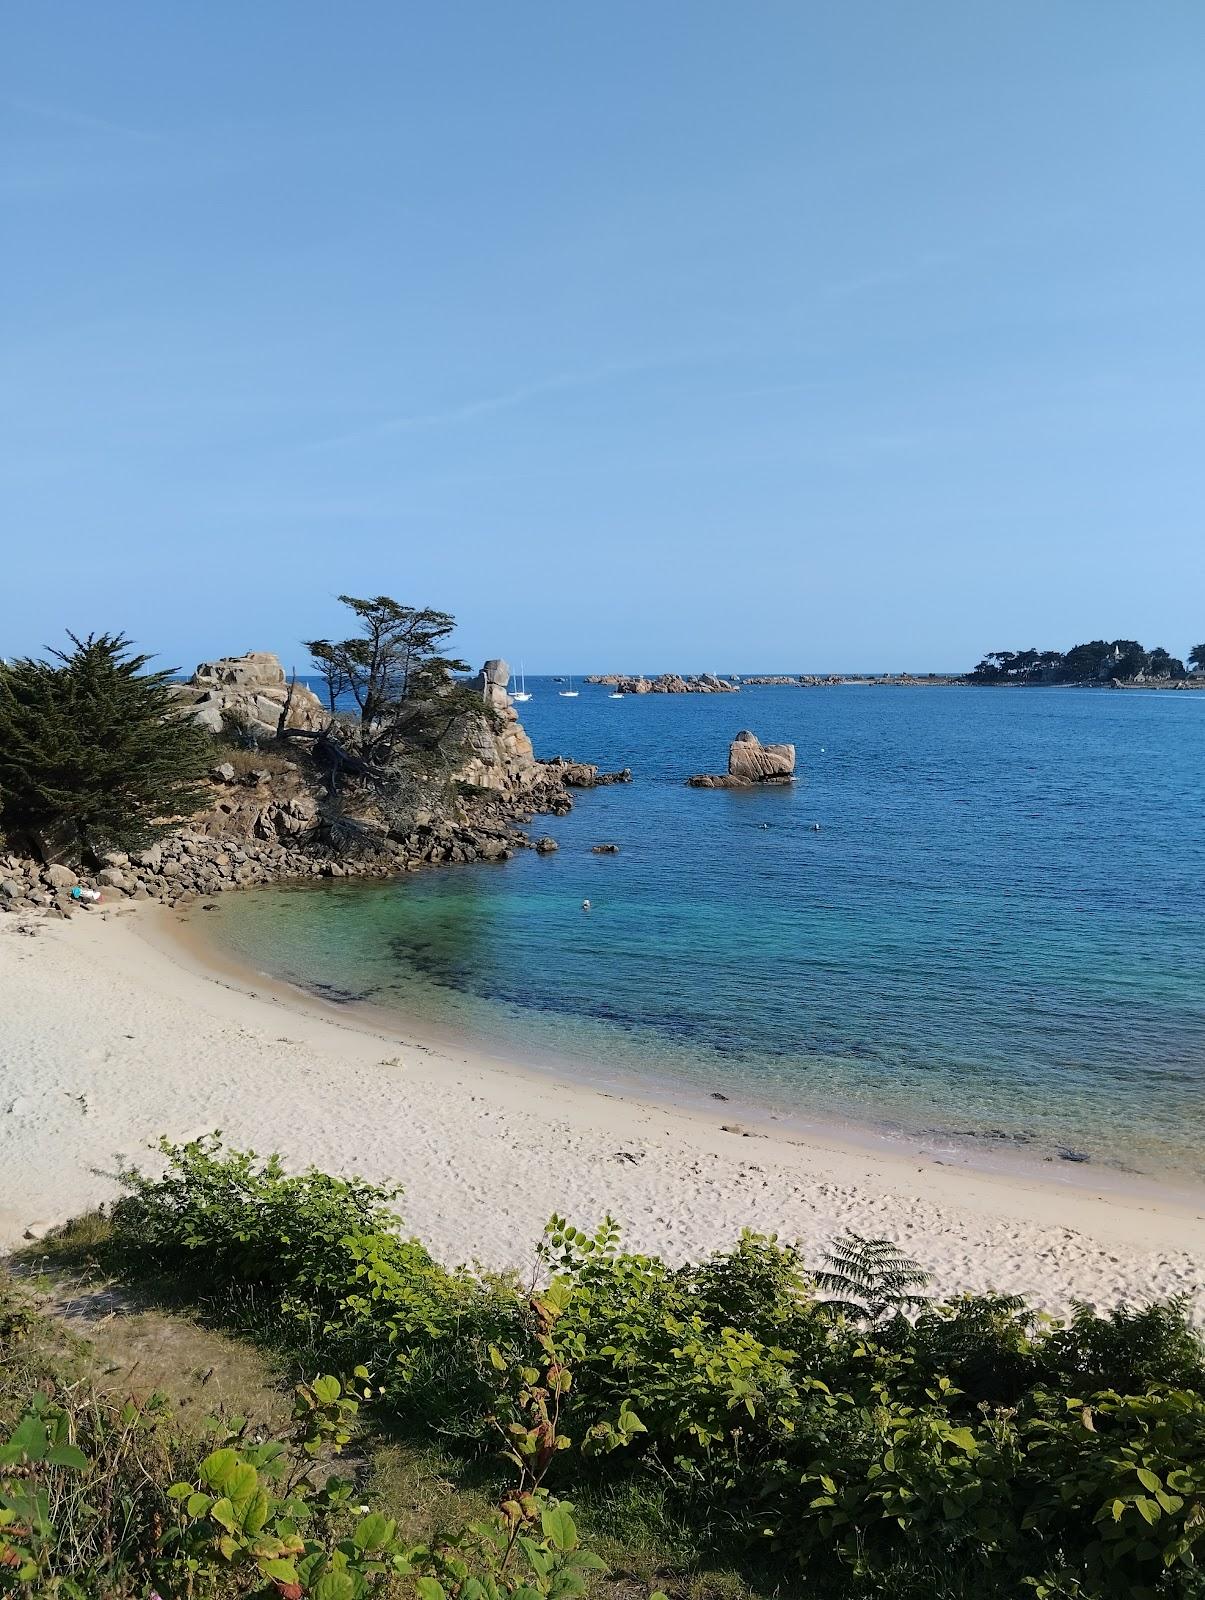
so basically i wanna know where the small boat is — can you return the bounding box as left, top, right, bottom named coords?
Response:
left=609, top=690, right=624, bottom=699
left=511, top=664, right=531, bottom=703
left=558, top=674, right=579, bottom=698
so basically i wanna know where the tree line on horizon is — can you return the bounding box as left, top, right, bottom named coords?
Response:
left=970, top=638, right=1205, bottom=685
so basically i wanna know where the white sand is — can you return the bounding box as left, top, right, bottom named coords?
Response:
left=1, top=906, right=1201, bottom=1322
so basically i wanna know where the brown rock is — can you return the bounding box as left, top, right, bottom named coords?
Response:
left=728, top=730, right=795, bottom=782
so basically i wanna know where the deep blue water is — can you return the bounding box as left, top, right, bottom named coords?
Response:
left=203, top=683, right=1205, bottom=1180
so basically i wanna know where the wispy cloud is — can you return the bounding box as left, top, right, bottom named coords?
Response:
left=2, top=94, right=156, bottom=142
left=311, top=352, right=711, bottom=451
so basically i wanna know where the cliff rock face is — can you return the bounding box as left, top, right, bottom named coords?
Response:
left=728, top=729, right=795, bottom=782
left=456, top=659, right=541, bottom=796
left=173, top=653, right=326, bottom=740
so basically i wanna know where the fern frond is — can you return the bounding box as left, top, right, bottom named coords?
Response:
left=814, top=1232, right=931, bottom=1322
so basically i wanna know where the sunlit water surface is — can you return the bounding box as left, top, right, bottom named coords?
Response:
left=199, top=684, right=1205, bottom=1183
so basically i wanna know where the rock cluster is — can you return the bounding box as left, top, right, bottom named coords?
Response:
left=172, top=653, right=326, bottom=740
left=539, top=758, right=632, bottom=788
left=585, top=674, right=738, bottom=694
left=0, top=808, right=523, bottom=918
left=687, top=730, right=796, bottom=788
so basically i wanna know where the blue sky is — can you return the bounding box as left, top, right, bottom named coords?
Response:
left=4, top=3, right=1204, bottom=673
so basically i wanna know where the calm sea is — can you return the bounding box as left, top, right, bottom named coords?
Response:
left=200, top=683, right=1205, bottom=1183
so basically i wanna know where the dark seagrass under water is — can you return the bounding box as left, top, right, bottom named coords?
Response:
left=202, top=684, right=1205, bottom=1182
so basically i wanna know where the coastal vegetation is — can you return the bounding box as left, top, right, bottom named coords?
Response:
left=0, top=632, right=211, bottom=861
left=6, top=1136, right=1201, bottom=1598
left=969, top=640, right=1189, bottom=686
left=302, top=598, right=467, bottom=752
left=0, top=599, right=559, bottom=886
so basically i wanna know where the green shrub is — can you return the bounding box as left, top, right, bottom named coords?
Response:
left=97, top=1139, right=1205, bottom=1598
left=109, top=1137, right=528, bottom=1431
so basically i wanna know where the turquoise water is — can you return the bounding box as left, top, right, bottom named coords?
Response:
left=202, top=684, right=1205, bottom=1182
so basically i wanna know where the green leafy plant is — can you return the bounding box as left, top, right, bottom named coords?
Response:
left=92, top=1140, right=1205, bottom=1599
left=0, top=1393, right=90, bottom=1585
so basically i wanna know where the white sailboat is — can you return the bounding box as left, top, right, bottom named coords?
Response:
left=511, top=664, right=531, bottom=703
left=558, top=674, right=579, bottom=698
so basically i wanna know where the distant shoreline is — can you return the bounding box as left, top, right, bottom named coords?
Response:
left=584, top=672, right=1205, bottom=690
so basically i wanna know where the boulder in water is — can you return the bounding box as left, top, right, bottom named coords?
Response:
left=728, top=730, right=795, bottom=782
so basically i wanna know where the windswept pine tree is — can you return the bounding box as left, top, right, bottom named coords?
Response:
left=0, top=632, right=211, bottom=860
left=303, top=594, right=472, bottom=761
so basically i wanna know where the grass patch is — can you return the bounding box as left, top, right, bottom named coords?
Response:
left=209, top=738, right=305, bottom=781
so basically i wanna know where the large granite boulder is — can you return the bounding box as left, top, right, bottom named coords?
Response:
left=172, top=653, right=326, bottom=741
left=467, top=658, right=513, bottom=713
left=687, top=731, right=796, bottom=788
left=728, top=730, right=795, bottom=782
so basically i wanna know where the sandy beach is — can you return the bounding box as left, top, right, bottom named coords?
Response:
left=0, top=904, right=1201, bottom=1322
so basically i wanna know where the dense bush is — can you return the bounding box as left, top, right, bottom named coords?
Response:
left=98, top=1139, right=1205, bottom=1598
left=110, top=1136, right=527, bottom=1430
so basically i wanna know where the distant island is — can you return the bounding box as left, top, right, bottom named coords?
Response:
left=970, top=638, right=1205, bottom=687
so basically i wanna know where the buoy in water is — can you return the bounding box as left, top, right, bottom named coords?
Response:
left=582, top=898, right=591, bottom=911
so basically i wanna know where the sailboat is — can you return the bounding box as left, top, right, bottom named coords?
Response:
left=558, top=674, right=579, bottom=698
left=511, top=664, right=531, bottom=703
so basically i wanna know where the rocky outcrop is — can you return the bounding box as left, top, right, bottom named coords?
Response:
left=455, top=658, right=546, bottom=800
left=586, top=673, right=738, bottom=694
left=539, top=758, right=632, bottom=788
left=466, top=658, right=513, bottom=713
left=1, top=653, right=636, bottom=920
left=687, top=730, right=796, bottom=788
left=728, top=730, right=795, bottom=782
left=172, top=653, right=326, bottom=741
